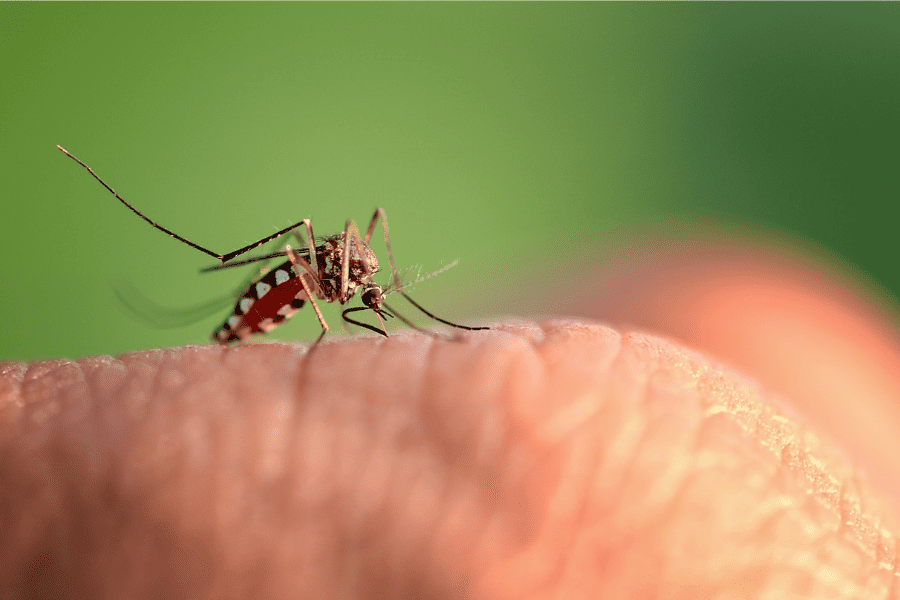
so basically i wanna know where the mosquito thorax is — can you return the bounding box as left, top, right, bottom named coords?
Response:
left=319, top=233, right=380, bottom=302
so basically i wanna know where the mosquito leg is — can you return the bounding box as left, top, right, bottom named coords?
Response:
left=285, top=244, right=329, bottom=344
left=290, top=230, right=308, bottom=257
left=230, top=233, right=289, bottom=295
left=364, top=208, right=402, bottom=291
left=219, top=226, right=320, bottom=292
left=379, top=302, right=448, bottom=338
left=284, top=218, right=323, bottom=299
left=341, top=306, right=390, bottom=337
left=298, top=219, right=318, bottom=285
left=363, top=207, right=381, bottom=244
left=58, top=145, right=225, bottom=262
left=366, top=207, right=488, bottom=334
left=353, top=223, right=379, bottom=282
left=58, top=145, right=304, bottom=263
left=202, top=215, right=319, bottom=264
left=394, top=292, right=489, bottom=331
left=218, top=218, right=317, bottom=275
left=219, top=219, right=318, bottom=264
left=337, top=217, right=383, bottom=306
left=206, top=227, right=301, bottom=298
left=339, top=219, right=369, bottom=303
left=57, top=145, right=315, bottom=266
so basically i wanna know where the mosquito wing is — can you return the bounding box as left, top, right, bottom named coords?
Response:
left=113, top=278, right=238, bottom=329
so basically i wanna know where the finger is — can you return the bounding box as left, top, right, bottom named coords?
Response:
left=0, top=322, right=896, bottom=598
left=561, top=240, right=900, bottom=503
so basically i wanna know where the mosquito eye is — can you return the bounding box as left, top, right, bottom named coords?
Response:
left=362, top=288, right=383, bottom=308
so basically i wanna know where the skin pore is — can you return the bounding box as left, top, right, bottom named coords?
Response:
left=2, top=244, right=900, bottom=599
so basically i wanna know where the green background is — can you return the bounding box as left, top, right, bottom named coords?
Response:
left=2, top=4, right=899, bottom=361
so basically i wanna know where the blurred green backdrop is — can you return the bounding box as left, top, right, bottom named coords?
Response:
left=1, top=4, right=898, bottom=360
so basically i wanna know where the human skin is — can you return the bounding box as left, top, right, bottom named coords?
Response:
left=2, top=246, right=900, bottom=599
left=561, top=239, right=900, bottom=512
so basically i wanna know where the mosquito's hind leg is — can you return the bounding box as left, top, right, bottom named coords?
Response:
left=218, top=217, right=319, bottom=264
left=237, top=233, right=290, bottom=285
left=57, top=145, right=318, bottom=266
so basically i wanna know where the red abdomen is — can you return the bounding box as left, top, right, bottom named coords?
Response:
left=213, top=262, right=309, bottom=343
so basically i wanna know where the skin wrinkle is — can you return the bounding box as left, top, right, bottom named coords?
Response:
left=297, top=335, right=460, bottom=598
left=410, top=335, right=494, bottom=599
left=539, top=416, right=610, bottom=600
left=559, top=241, right=900, bottom=509
left=635, top=342, right=705, bottom=521
left=694, top=426, right=840, bottom=593
left=118, top=355, right=180, bottom=495
left=111, top=350, right=208, bottom=596
left=534, top=330, right=898, bottom=598
left=532, top=322, right=621, bottom=445
left=664, top=343, right=896, bottom=596
left=468, top=326, right=616, bottom=594
left=0, top=362, right=27, bottom=442
left=276, top=343, right=341, bottom=597
left=696, top=359, right=898, bottom=570
left=891, top=550, right=900, bottom=600
left=22, top=360, right=79, bottom=432
left=573, top=338, right=695, bottom=597
left=587, top=339, right=651, bottom=519
left=421, top=333, right=529, bottom=595
left=599, top=338, right=658, bottom=528
left=477, top=323, right=633, bottom=599
left=424, top=332, right=513, bottom=585
left=1, top=321, right=900, bottom=598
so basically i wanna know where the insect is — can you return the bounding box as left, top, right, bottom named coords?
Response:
left=57, top=145, right=488, bottom=346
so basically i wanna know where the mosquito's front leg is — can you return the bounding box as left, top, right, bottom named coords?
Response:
left=364, top=208, right=402, bottom=291
left=285, top=244, right=329, bottom=346
left=341, top=306, right=390, bottom=337
left=365, top=207, right=489, bottom=334
left=339, top=219, right=373, bottom=303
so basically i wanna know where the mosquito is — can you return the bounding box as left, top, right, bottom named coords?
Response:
left=57, top=145, right=488, bottom=346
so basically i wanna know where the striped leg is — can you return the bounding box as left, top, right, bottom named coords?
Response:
left=285, top=244, right=329, bottom=346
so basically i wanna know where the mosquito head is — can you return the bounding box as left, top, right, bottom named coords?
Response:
left=361, top=284, right=385, bottom=311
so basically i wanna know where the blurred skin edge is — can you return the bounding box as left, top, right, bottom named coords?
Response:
left=524, top=220, right=900, bottom=509
left=0, top=320, right=897, bottom=598
left=530, top=218, right=900, bottom=348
